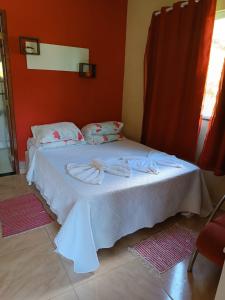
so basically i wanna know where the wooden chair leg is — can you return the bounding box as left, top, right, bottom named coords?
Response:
left=188, top=249, right=199, bottom=272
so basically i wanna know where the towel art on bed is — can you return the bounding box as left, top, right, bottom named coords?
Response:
left=123, top=151, right=183, bottom=174
left=66, top=151, right=184, bottom=184
left=66, top=159, right=130, bottom=185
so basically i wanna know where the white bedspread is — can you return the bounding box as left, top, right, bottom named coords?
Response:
left=26, top=139, right=212, bottom=273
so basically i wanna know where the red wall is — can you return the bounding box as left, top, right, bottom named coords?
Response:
left=1, top=0, right=127, bottom=160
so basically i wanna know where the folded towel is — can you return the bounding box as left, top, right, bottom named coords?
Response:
left=147, top=151, right=183, bottom=168
left=126, top=158, right=159, bottom=174
left=67, top=151, right=183, bottom=184
left=121, top=151, right=183, bottom=174
left=66, top=159, right=131, bottom=185
left=67, top=162, right=105, bottom=184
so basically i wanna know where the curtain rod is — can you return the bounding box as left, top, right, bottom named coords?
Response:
left=154, top=0, right=201, bottom=16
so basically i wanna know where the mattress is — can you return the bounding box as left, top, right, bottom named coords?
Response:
left=26, top=139, right=212, bottom=273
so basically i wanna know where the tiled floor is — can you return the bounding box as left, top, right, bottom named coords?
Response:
left=0, top=175, right=222, bottom=300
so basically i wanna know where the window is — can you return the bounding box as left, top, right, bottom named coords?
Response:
left=201, top=10, right=225, bottom=120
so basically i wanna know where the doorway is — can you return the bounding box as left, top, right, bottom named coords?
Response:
left=0, top=10, right=17, bottom=176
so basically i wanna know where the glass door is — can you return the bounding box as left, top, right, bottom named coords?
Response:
left=0, top=11, right=16, bottom=175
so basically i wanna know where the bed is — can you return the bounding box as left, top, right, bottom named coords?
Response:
left=26, top=138, right=212, bottom=273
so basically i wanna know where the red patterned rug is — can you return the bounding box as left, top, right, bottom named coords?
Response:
left=0, top=193, right=53, bottom=237
left=129, top=224, right=196, bottom=273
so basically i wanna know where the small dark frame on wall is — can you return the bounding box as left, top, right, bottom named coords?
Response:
left=19, top=36, right=40, bottom=55
left=79, top=63, right=96, bottom=78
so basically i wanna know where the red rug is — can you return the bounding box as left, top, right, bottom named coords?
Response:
left=0, top=193, right=53, bottom=237
left=129, top=224, right=196, bottom=273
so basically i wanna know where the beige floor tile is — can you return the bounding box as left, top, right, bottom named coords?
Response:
left=60, top=256, right=94, bottom=285
left=0, top=228, right=51, bottom=256
left=0, top=242, right=72, bottom=300
left=45, top=221, right=61, bottom=242
left=161, top=256, right=221, bottom=300
left=75, top=259, right=172, bottom=300
left=50, top=288, right=79, bottom=300
left=0, top=242, right=53, bottom=278
left=98, top=243, right=135, bottom=272
left=0, top=175, right=31, bottom=201
left=178, top=213, right=207, bottom=232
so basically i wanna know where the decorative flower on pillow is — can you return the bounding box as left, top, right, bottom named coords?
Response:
left=103, top=135, right=109, bottom=142
left=81, top=121, right=124, bottom=138
left=31, top=122, right=84, bottom=144
left=113, top=121, right=121, bottom=129
left=77, top=131, right=84, bottom=141
left=95, top=123, right=102, bottom=133
left=85, top=133, right=124, bottom=145
left=53, top=130, right=61, bottom=140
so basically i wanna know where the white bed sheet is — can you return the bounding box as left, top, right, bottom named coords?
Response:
left=26, top=139, right=212, bottom=273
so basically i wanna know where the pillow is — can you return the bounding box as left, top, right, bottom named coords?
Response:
left=85, top=133, right=124, bottom=145
left=81, top=121, right=123, bottom=138
left=28, top=137, right=86, bottom=150
left=31, top=122, right=85, bottom=144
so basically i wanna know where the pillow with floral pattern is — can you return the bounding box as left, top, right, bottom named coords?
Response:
left=29, top=138, right=86, bottom=149
left=81, top=121, right=123, bottom=138
left=31, top=122, right=84, bottom=144
left=85, top=133, right=124, bottom=145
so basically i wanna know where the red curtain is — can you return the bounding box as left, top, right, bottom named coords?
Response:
left=142, top=0, right=216, bottom=162
left=199, top=60, right=225, bottom=176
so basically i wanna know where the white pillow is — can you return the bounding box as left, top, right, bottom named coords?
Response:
left=31, top=122, right=84, bottom=144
